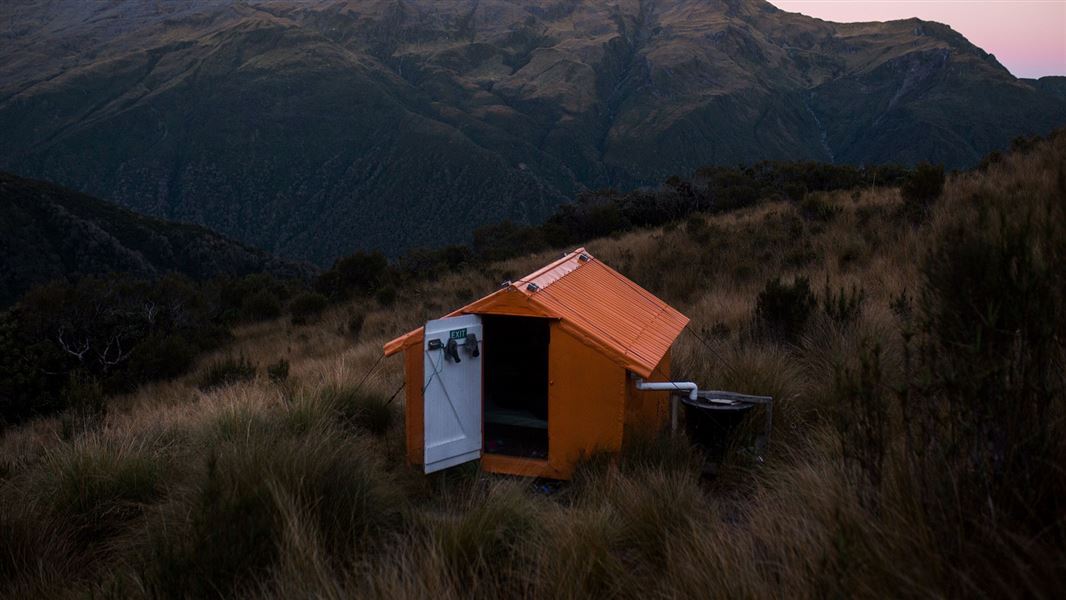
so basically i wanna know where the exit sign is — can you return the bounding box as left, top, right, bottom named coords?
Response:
left=449, top=328, right=467, bottom=340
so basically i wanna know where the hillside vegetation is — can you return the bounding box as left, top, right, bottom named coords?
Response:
left=0, top=172, right=313, bottom=306
left=1, top=133, right=1064, bottom=597
left=2, top=0, right=1063, bottom=261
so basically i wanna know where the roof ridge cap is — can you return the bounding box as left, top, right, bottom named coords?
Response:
left=514, top=248, right=590, bottom=291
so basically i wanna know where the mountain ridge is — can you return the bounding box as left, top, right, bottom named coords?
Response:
left=0, top=171, right=314, bottom=306
left=1, top=0, right=1063, bottom=263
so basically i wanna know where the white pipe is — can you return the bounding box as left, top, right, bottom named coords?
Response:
left=633, top=378, right=698, bottom=433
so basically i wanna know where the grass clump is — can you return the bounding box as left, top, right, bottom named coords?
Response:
left=35, top=438, right=167, bottom=545
left=197, top=355, right=256, bottom=391
left=432, top=481, right=542, bottom=592
left=318, top=385, right=394, bottom=436
left=144, top=423, right=405, bottom=598
left=58, top=372, right=106, bottom=439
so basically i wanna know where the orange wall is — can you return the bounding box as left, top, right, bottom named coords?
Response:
left=544, top=324, right=627, bottom=478
left=403, top=343, right=424, bottom=466
left=624, top=349, right=671, bottom=439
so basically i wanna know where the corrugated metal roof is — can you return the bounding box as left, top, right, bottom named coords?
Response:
left=383, top=248, right=689, bottom=377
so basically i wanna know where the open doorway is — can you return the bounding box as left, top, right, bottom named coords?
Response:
left=482, top=315, right=549, bottom=459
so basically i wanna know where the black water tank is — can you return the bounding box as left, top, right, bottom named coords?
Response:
left=682, top=395, right=756, bottom=457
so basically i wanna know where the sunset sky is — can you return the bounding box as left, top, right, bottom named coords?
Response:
left=769, top=1, right=1066, bottom=78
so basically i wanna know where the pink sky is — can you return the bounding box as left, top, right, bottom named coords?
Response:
left=769, top=1, right=1066, bottom=78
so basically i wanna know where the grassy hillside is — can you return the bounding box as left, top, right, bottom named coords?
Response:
left=1, top=133, right=1064, bottom=597
left=0, top=172, right=314, bottom=306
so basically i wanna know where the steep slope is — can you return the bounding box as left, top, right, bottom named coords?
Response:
left=0, top=172, right=313, bottom=306
left=1031, top=76, right=1066, bottom=102
left=0, top=0, right=1062, bottom=262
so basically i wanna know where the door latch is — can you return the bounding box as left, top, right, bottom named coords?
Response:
left=443, top=338, right=461, bottom=363
left=462, top=333, right=480, bottom=358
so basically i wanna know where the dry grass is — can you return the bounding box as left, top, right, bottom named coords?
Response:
left=3, top=133, right=1065, bottom=598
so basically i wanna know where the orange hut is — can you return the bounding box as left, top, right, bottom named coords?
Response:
left=383, top=248, right=689, bottom=479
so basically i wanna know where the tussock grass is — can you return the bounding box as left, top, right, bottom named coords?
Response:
left=3, top=133, right=1066, bottom=597
left=196, top=355, right=257, bottom=391
left=315, top=384, right=395, bottom=436
left=142, top=418, right=406, bottom=598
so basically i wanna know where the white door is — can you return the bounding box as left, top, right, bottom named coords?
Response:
left=423, top=314, right=483, bottom=473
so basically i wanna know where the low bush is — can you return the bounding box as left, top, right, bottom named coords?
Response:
left=347, top=311, right=366, bottom=340
left=754, top=276, right=817, bottom=343
left=289, top=292, right=328, bottom=325
left=266, top=359, right=290, bottom=383
left=315, top=252, right=389, bottom=300
left=0, top=274, right=233, bottom=425
left=240, top=290, right=282, bottom=322
left=799, top=193, right=839, bottom=222
left=900, top=162, right=945, bottom=221
left=129, top=334, right=199, bottom=382
left=908, top=196, right=1066, bottom=538
left=197, top=356, right=256, bottom=391
left=684, top=215, right=712, bottom=244
left=375, top=285, right=397, bottom=307
left=822, top=283, right=866, bottom=327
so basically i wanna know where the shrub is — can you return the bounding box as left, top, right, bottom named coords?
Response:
left=754, top=276, right=817, bottom=342
left=977, top=150, right=1003, bottom=172
left=288, top=292, right=328, bottom=325
left=900, top=162, right=944, bottom=221
left=1010, top=134, right=1041, bottom=154
left=241, top=290, right=282, bottom=322
left=684, top=215, right=712, bottom=244
left=895, top=194, right=1066, bottom=588
left=800, top=193, right=839, bottom=222
left=399, top=245, right=475, bottom=280
left=822, top=283, right=866, bottom=327
left=315, top=252, right=389, bottom=299
left=129, top=334, right=198, bottom=382
left=197, top=356, right=256, bottom=391
left=266, top=359, right=289, bottom=383
left=0, top=274, right=234, bottom=425
left=375, top=285, right=397, bottom=307
left=549, top=200, right=631, bottom=242
left=473, top=221, right=547, bottom=262
left=832, top=343, right=887, bottom=509
left=783, top=182, right=807, bottom=202
left=911, top=199, right=1065, bottom=511
left=347, top=311, right=366, bottom=340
